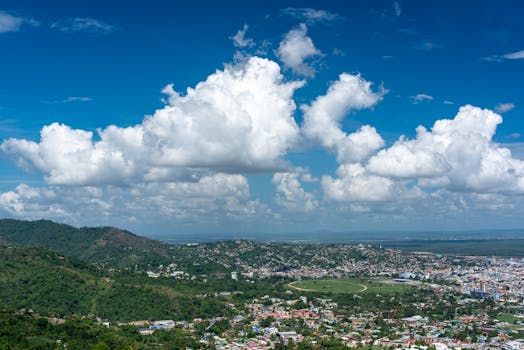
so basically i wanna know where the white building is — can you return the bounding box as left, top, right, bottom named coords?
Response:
left=153, top=320, right=175, bottom=329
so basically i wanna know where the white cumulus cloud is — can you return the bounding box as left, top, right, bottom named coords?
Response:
left=231, top=24, right=255, bottom=48
left=277, top=23, right=322, bottom=77
left=366, top=130, right=451, bottom=179
left=272, top=169, right=318, bottom=212
left=0, top=173, right=268, bottom=227
left=366, top=105, right=524, bottom=194
left=302, top=73, right=385, bottom=163
left=495, top=102, right=515, bottom=114
left=410, top=93, right=433, bottom=104
left=321, top=163, right=395, bottom=202
left=1, top=57, right=305, bottom=185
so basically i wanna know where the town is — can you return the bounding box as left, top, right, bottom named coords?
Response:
left=113, top=241, right=524, bottom=349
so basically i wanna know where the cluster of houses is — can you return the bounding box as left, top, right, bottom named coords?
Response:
left=131, top=241, right=524, bottom=348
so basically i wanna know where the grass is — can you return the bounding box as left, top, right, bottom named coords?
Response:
left=496, top=313, right=519, bottom=323
left=291, top=278, right=415, bottom=294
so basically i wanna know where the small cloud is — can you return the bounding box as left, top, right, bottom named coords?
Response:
left=412, top=41, right=444, bottom=51
left=231, top=24, right=255, bottom=48
left=0, top=11, right=39, bottom=33
left=300, top=173, right=318, bottom=183
left=495, top=102, right=515, bottom=114
left=63, top=96, right=93, bottom=103
left=507, top=133, right=521, bottom=139
left=41, top=96, right=93, bottom=104
left=281, top=7, right=342, bottom=25
left=410, top=94, right=433, bottom=104
left=482, top=49, right=524, bottom=62
left=503, top=50, right=524, bottom=60
left=443, top=100, right=454, bottom=105
left=51, top=18, right=116, bottom=34
left=332, top=48, right=345, bottom=56
left=393, top=2, right=402, bottom=17
left=0, top=12, right=22, bottom=33
left=381, top=55, right=394, bottom=60
left=277, top=23, right=322, bottom=77
left=481, top=55, right=502, bottom=62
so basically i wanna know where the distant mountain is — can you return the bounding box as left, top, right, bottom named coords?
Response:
left=0, top=219, right=171, bottom=268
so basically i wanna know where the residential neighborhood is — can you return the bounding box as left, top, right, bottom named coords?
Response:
left=114, top=241, right=524, bottom=349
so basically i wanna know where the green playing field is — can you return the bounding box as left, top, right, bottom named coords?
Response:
left=290, top=278, right=414, bottom=294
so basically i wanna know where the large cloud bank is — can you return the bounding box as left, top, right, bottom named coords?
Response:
left=367, top=105, right=524, bottom=194
left=319, top=106, right=524, bottom=213
left=1, top=45, right=523, bottom=231
left=2, top=57, right=304, bottom=185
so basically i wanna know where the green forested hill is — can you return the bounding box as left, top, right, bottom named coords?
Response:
left=0, top=308, right=203, bottom=350
left=0, top=246, right=230, bottom=322
left=0, top=219, right=171, bottom=268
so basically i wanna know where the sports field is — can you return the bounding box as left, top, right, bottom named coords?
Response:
left=289, top=278, right=414, bottom=294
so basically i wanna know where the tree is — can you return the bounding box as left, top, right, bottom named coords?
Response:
left=260, top=316, right=274, bottom=328
left=93, top=341, right=110, bottom=350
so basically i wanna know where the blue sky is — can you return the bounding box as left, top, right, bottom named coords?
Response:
left=1, top=0, right=523, bottom=237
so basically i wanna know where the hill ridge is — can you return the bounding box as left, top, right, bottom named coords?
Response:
left=0, top=218, right=170, bottom=268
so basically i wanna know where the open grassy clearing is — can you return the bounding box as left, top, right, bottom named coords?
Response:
left=290, top=278, right=415, bottom=294
left=496, top=313, right=521, bottom=323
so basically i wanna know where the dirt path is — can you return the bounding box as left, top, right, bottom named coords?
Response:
left=357, top=284, right=367, bottom=292
left=287, top=281, right=317, bottom=292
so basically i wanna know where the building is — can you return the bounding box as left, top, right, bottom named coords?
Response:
left=277, top=331, right=300, bottom=343
left=153, top=320, right=175, bottom=329
left=137, top=328, right=155, bottom=335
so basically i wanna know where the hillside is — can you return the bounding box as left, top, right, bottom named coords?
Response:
left=0, top=219, right=171, bottom=268
left=0, top=308, right=202, bottom=349
left=0, top=246, right=230, bottom=322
